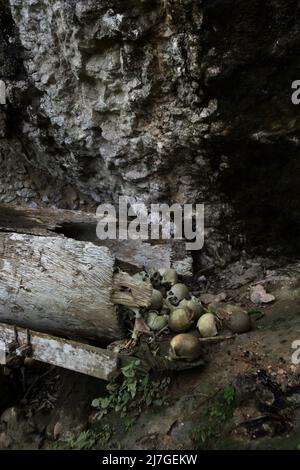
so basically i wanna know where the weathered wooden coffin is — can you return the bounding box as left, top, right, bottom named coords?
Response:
left=0, top=204, right=193, bottom=277
left=0, top=204, right=193, bottom=379
left=0, top=232, right=152, bottom=343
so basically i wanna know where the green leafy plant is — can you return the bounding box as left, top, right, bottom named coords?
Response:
left=247, top=309, right=262, bottom=316
left=92, top=359, right=170, bottom=428
left=247, top=309, right=264, bottom=321
left=223, top=384, right=236, bottom=405
left=192, top=384, right=236, bottom=450
left=63, top=430, right=98, bottom=450
left=57, top=424, right=113, bottom=450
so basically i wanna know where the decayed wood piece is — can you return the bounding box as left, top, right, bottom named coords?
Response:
left=0, top=322, right=119, bottom=380
left=0, top=232, right=123, bottom=342
left=0, top=204, right=98, bottom=237
left=198, top=334, right=236, bottom=343
left=105, top=239, right=173, bottom=273
left=0, top=204, right=193, bottom=276
left=112, top=272, right=153, bottom=308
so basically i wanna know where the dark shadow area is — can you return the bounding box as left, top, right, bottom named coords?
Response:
left=0, top=369, right=21, bottom=415
left=216, top=137, right=300, bottom=256
left=54, top=222, right=98, bottom=242
left=201, top=0, right=300, bottom=257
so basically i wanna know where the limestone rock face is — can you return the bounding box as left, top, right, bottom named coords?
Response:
left=2, top=0, right=210, bottom=207
left=1, top=0, right=300, bottom=262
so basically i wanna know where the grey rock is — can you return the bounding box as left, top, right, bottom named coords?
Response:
left=0, top=0, right=298, bottom=262
left=250, top=285, right=276, bottom=304
left=1, top=406, right=19, bottom=430
left=0, top=432, right=12, bottom=449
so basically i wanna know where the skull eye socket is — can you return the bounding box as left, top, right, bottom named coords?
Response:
left=151, top=272, right=161, bottom=283
left=168, top=295, right=179, bottom=305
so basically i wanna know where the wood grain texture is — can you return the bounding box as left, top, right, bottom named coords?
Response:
left=0, top=232, right=123, bottom=342
left=0, top=323, right=119, bottom=380
left=0, top=204, right=193, bottom=276
left=112, top=271, right=152, bottom=308
left=0, top=204, right=98, bottom=237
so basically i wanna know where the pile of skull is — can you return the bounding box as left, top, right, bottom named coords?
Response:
left=132, top=268, right=252, bottom=362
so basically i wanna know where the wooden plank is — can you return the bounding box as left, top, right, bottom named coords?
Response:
left=0, top=204, right=193, bottom=276
left=0, top=204, right=98, bottom=237
left=0, top=322, right=119, bottom=380
left=112, top=272, right=153, bottom=308
left=104, top=239, right=173, bottom=273
left=0, top=232, right=123, bottom=342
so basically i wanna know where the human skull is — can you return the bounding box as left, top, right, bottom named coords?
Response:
left=149, top=270, right=162, bottom=289
left=133, top=271, right=150, bottom=282
left=158, top=268, right=178, bottom=288
left=197, top=313, right=218, bottom=338
left=227, top=311, right=251, bottom=334
left=161, top=298, right=175, bottom=315
left=167, top=283, right=190, bottom=306
left=178, top=296, right=203, bottom=320
left=168, top=307, right=194, bottom=333
left=169, top=333, right=202, bottom=361
left=146, top=311, right=168, bottom=332
left=150, top=289, right=164, bottom=311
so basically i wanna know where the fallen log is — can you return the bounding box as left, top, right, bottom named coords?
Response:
left=0, top=322, right=119, bottom=381
left=0, top=232, right=152, bottom=343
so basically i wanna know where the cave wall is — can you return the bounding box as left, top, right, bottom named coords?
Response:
left=2, top=0, right=213, bottom=207
left=1, top=0, right=300, bottom=263
left=200, top=0, right=300, bottom=253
